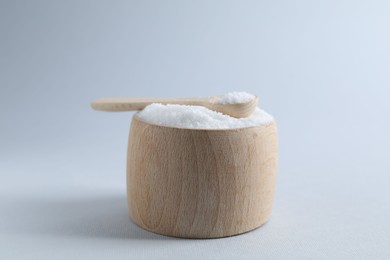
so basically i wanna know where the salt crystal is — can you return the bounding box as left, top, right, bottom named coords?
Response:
left=137, top=92, right=274, bottom=129
left=214, top=91, right=256, bottom=104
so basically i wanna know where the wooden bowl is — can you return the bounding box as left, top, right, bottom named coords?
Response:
left=127, top=115, right=278, bottom=238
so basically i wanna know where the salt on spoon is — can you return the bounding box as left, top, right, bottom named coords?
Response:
left=91, top=92, right=258, bottom=118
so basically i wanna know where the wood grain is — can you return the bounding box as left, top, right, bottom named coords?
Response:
left=91, top=97, right=209, bottom=111
left=127, top=115, right=278, bottom=238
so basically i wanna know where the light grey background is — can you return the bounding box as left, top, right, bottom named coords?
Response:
left=1, top=0, right=389, bottom=259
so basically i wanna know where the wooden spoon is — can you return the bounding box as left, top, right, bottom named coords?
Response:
left=91, top=96, right=259, bottom=118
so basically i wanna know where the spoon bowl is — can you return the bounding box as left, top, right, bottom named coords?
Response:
left=207, top=95, right=259, bottom=118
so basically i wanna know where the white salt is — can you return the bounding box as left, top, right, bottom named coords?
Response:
left=214, top=91, right=256, bottom=104
left=137, top=103, right=274, bottom=130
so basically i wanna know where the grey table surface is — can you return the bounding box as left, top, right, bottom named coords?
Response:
left=1, top=1, right=390, bottom=259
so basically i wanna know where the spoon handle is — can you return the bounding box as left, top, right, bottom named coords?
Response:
left=91, top=97, right=210, bottom=112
